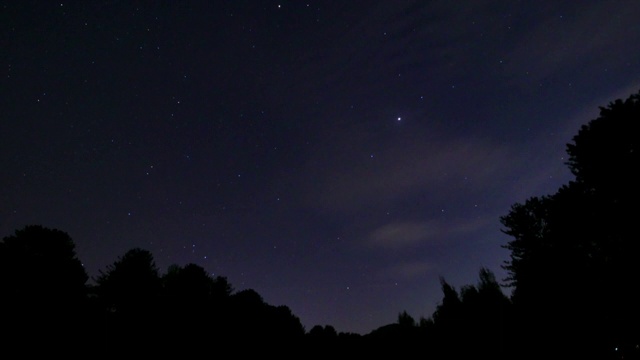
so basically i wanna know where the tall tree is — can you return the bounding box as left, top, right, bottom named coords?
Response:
left=95, top=248, right=161, bottom=311
left=227, top=289, right=305, bottom=342
left=160, top=263, right=233, bottom=348
left=94, top=248, right=161, bottom=352
left=0, top=225, right=89, bottom=350
left=429, top=269, right=511, bottom=357
left=500, top=90, right=640, bottom=357
left=162, top=263, right=232, bottom=305
left=566, top=91, right=640, bottom=318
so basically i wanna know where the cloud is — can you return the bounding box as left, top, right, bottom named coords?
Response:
left=368, top=216, right=496, bottom=251
left=505, top=1, right=640, bottom=84
left=382, top=260, right=435, bottom=280
left=369, top=221, right=435, bottom=249
left=301, top=123, right=515, bottom=214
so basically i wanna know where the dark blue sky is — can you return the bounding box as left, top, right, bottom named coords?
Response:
left=2, top=0, right=640, bottom=334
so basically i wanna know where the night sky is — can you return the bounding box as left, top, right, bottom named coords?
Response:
left=2, top=1, right=640, bottom=335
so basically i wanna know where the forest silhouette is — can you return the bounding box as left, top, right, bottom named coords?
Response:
left=1, top=90, right=639, bottom=358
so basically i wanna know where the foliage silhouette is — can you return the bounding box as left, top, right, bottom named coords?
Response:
left=424, top=268, right=511, bottom=358
left=0, top=225, right=89, bottom=351
left=159, top=263, right=232, bottom=348
left=501, top=90, right=640, bottom=358
left=94, top=247, right=162, bottom=352
left=227, top=289, right=306, bottom=341
left=308, top=324, right=338, bottom=338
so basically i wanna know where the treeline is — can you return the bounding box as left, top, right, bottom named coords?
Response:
left=0, top=224, right=510, bottom=356
left=0, top=229, right=309, bottom=354
left=1, top=90, right=639, bottom=357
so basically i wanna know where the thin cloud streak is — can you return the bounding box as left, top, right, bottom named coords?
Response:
left=382, top=260, right=435, bottom=280
left=505, top=1, right=640, bottom=84
left=369, top=221, right=434, bottom=249
left=368, top=215, right=497, bottom=251
left=302, top=125, right=515, bottom=214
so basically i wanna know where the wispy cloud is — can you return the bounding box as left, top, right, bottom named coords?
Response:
left=301, top=123, right=515, bottom=214
left=368, top=215, right=496, bottom=251
left=369, top=221, right=435, bottom=249
left=505, top=1, right=640, bottom=84
left=382, top=260, right=435, bottom=280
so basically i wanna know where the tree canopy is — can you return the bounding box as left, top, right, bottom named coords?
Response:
left=0, top=225, right=89, bottom=352
left=500, top=89, right=640, bottom=357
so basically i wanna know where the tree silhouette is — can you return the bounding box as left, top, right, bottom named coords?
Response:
left=95, top=248, right=161, bottom=311
left=566, top=91, right=640, bottom=355
left=458, top=268, right=512, bottom=357
left=431, top=276, right=462, bottom=335
left=94, top=248, right=162, bottom=352
left=397, top=310, right=416, bottom=328
left=501, top=90, right=640, bottom=358
left=160, top=263, right=233, bottom=348
left=227, top=289, right=305, bottom=341
left=421, top=268, right=512, bottom=358
left=0, top=225, right=89, bottom=351
left=308, top=324, right=338, bottom=338
left=162, top=263, right=232, bottom=306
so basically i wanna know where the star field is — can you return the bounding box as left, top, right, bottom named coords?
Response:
left=2, top=0, right=640, bottom=334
